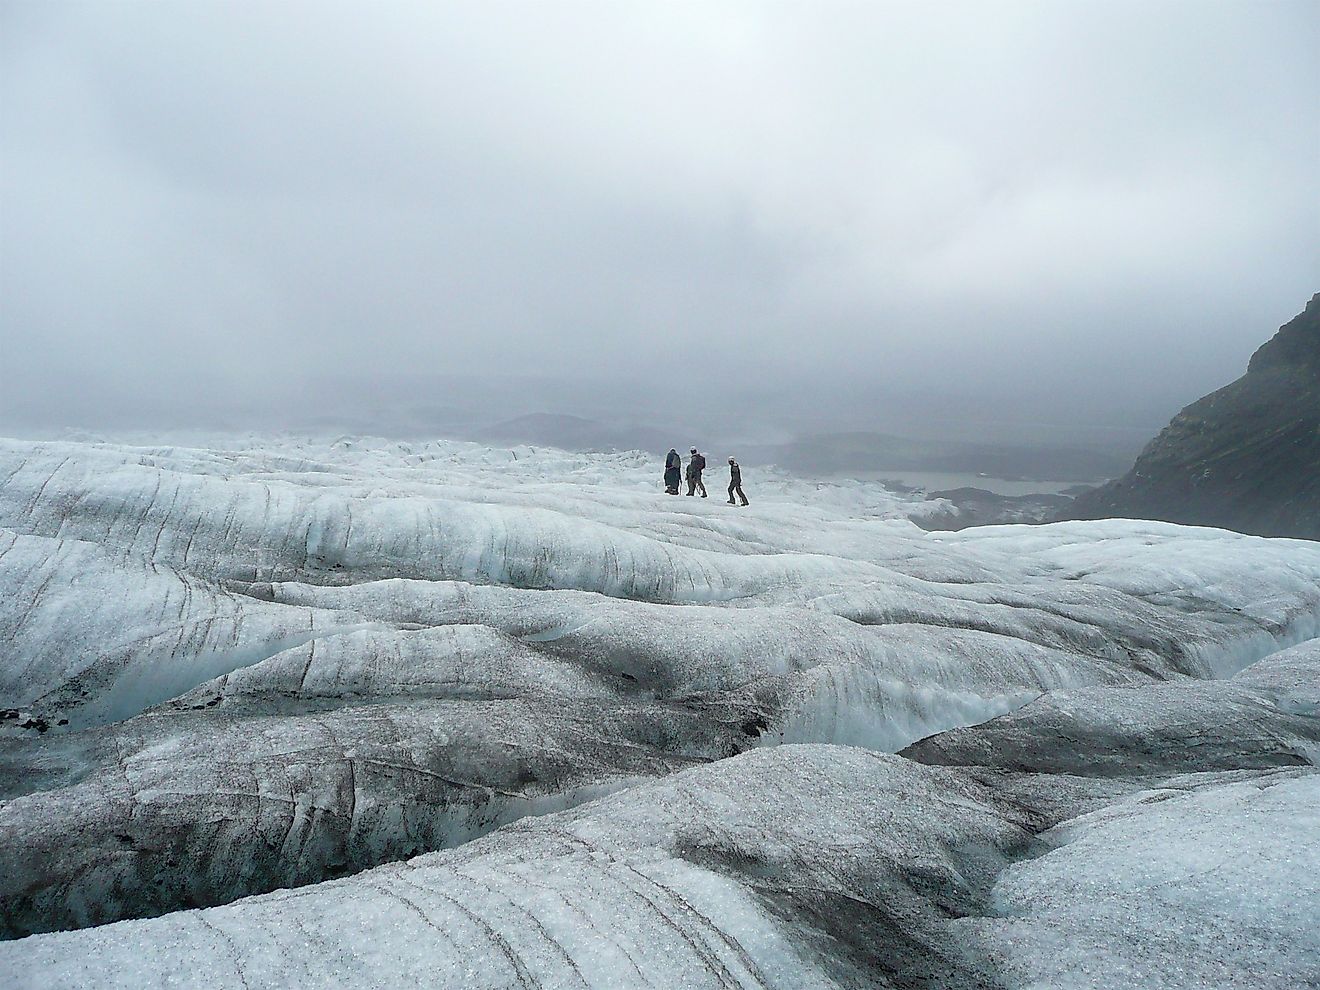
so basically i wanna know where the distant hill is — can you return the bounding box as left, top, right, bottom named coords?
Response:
left=1063, top=294, right=1320, bottom=540
left=755, top=432, right=1130, bottom=482
left=470, top=413, right=682, bottom=455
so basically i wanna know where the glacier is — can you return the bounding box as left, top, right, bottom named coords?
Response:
left=0, top=434, right=1317, bottom=986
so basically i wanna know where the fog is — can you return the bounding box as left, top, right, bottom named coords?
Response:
left=2, top=1, right=1317, bottom=451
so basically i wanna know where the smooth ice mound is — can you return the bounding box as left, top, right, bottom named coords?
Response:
left=958, top=771, right=1320, bottom=990
left=1, top=434, right=1318, bottom=986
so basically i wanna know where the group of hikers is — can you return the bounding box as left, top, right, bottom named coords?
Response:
left=664, top=447, right=749, bottom=506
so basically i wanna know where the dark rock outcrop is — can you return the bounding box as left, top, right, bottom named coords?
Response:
left=1063, top=293, right=1320, bottom=539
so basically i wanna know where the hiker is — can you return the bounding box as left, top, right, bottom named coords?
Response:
left=686, top=447, right=707, bottom=497
left=663, top=448, right=682, bottom=494
left=727, top=456, right=749, bottom=506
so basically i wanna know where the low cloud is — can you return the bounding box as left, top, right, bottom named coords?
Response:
left=2, top=1, right=1316, bottom=439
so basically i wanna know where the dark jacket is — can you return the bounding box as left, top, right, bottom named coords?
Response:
left=664, top=450, right=682, bottom=489
left=729, top=461, right=741, bottom=484
left=688, top=453, right=706, bottom=477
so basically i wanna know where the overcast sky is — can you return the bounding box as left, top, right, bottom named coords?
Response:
left=2, top=1, right=1317, bottom=439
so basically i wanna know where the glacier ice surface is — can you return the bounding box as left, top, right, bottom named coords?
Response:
left=1, top=434, right=1318, bottom=985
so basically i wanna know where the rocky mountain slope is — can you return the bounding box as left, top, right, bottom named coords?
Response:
left=1065, top=294, right=1320, bottom=538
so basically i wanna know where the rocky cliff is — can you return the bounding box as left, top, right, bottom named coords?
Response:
left=1064, top=293, right=1320, bottom=539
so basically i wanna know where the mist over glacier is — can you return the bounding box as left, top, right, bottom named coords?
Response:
left=4, top=2, right=1317, bottom=449
left=0, top=434, right=1317, bottom=987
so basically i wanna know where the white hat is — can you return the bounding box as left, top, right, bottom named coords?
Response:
left=690, top=447, right=697, bottom=453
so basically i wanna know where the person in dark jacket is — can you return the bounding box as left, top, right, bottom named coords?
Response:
left=727, top=456, right=748, bottom=506
left=664, top=448, right=682, bottom=494
left=685, top=447, right=707, bottom=497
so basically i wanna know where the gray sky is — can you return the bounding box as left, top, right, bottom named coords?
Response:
left=2, top=0, right=1317, bottom=441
